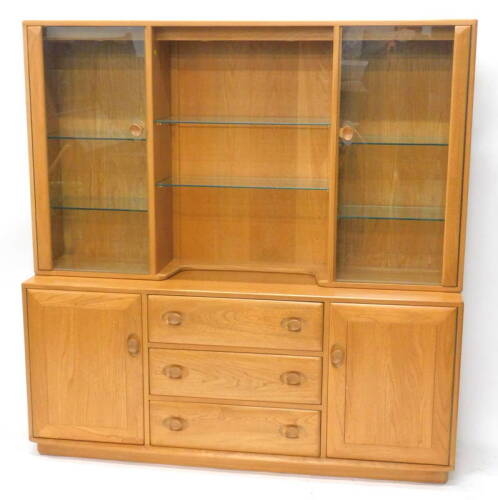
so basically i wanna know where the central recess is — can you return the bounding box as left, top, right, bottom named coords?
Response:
left=153, top=39, right=332, bottom=276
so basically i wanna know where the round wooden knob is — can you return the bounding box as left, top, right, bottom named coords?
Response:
left=280, top=371, right=304, bottom=386
left=129, top=122, right=144, bottom=137
left=331, top=345, right=346, bottom=368
left=282, top=424, right=300, bottom=439
left=163, top=364, right=185, bottom=379
left=162, top=311, right=183, bottom=326
left=163, top=416, right=185, bottom=432
left=281, top=317, right=302, bottom=333
left=126, top=334, right=140, bottom=357
left=339, top=124, right=355, bottom=142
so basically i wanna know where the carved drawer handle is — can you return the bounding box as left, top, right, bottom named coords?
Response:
left=163, top=416, right=186, bottom=432
left=281, top=424, right=300, bottom=439
left=281, top=317, right=303, bottom=333
left=280, top=371, right=304, bottom=386
left=163, top=364, right=186, bottom=379
left=129, top=121, right=144, bottom=137
left=162, top=311, right=183, bottom=326
left=331, top=344, right=346, bottom=368
left=126, top=334, right=140, bottom=357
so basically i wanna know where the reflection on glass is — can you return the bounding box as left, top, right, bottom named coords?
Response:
left=335, top=26, right=454, bottom=285
left=44, top=27, right=148, bottom=273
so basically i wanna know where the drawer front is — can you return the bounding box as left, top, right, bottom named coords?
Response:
left=148, top=296, right=323, bottom=351
left=149, top=349, right=322, bottom=404
left=150, top=400, right=321, bottom=457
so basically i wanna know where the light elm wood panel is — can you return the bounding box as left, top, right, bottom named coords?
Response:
left=168, top=270, right=317, bottom=284
left=23, top=273, right=464, bottom=306
left=175, top=188, right=328, bottom=272
left=150, top=400, right=321, bottom=457
left=148, top=295, right=323, bottom=350
left=173, top=41, right=331, bottom=119
left=327, top=303, right=456, bottom=465
left=155, top=26, right=333, bottom=41
left=164, top=40, right=332, bottom=275
left=26, top=26, right=53, bottom=269
left=149, top=35, right=174, bottom=272
left=27, top=290, right=144, bottom=444
left=149, top=349, right=322, bottom=404
left=25, top=20, right=476, bottom=27
left=442, top=25, right=472, bottom=286
left=36, top=438, right=450, bottom=483
left=173, top=125, right=329, bottom=181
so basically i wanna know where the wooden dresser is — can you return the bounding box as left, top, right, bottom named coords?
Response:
left=22, top=20, right=477, bottom=483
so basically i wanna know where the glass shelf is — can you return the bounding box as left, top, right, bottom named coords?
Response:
left=51, top=206, right=147, bottom=213
left=338, top=205, right=444, bottom=221
left=155, top=116, right=331, bottom=127
left=341, top=136, right=448, bottom=147
left=156, top=176, right=329, bottom=191
left=47, top=136, right=146, bottom=142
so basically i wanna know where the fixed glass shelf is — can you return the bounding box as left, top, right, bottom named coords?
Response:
left=338, top=205, right=444, bottom=221
left=155, top=116, right=331, bottom=126
left=156, top=176, right=329, bottom=191
left=342, top=136, right=448, bottom=146
left=51, top=206, right=147, bottom=213
left=48, top=136, right=146, bottom=142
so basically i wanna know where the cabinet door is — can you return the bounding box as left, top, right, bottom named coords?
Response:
left=327, top=304, right=456, bottom=465
left=27, top=290, right=143, bottom=444
left=26, top=26, right=149, bottom=274
left=333, top=25, right=472, bottom=286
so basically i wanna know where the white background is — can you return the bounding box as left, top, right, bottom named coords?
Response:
left=1, top=0, right=497, bottom=498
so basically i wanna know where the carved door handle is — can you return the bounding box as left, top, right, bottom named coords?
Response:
left=127, top=334, right=140, bottom=357
left=331, top=344, right=345, bottom=368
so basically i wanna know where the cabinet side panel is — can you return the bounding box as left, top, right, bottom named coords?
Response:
left=442, top=26, right=472, bottom=286
left=26, top=26, right=52, bottom=270
left=146, top=28, right=174, bottom=273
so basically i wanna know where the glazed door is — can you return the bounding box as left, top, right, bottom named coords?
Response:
left=26, top=26, right=149, bottom=274
left=27, top=290, right=144, bottom=444
left=333, top=25, right=472, bottom=286
left=327, top=303, right=456, bottom=465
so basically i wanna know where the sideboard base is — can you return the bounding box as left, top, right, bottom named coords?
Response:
left=36, top=439, right=450, bottom=484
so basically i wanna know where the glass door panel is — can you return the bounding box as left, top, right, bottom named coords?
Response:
left=43, top=27, right=148, bottom=273
left=335, top=26, right=454, bottom=285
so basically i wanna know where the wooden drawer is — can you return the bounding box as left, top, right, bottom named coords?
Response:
left=149, top=349, right=322, bottom=404
left=150, top=400, right=321, bottom=457
left=148, top=296, right=323, bottom=351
